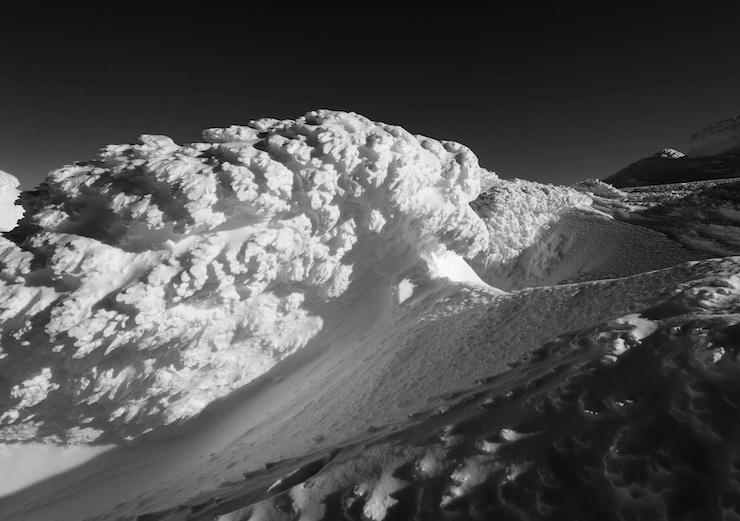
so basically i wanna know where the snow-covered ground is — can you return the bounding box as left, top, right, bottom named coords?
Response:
left=1, top=111, right=739, bottom=520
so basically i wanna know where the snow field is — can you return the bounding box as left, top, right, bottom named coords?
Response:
left=1, top=111, right=739, bottom=520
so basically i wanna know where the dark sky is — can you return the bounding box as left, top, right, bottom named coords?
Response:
left=3, top=3, right=739, bottom=190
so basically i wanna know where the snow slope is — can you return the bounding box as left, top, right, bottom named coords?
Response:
left=1, top=111, right=739, bottom=520
left=606, top=178, right=740, bottom=256
left=470, top=178, right=707, bottom=290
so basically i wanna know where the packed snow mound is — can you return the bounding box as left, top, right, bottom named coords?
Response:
left=469, top=178, right=592, bottom=288
left=471, top=179, right=590, bottom=265
left=0, top=110, right=490, bottom=443
left=467, top=177, right=707, bottom=289
left=0, top=171, right=23, bottom=232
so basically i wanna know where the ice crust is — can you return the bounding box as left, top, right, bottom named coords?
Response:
left=0, top=110, right=489, bottom=442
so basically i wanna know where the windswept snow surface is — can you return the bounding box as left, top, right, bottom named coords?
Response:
left=1, top=111, right=739, bottom=521
left=603, top=178, right=740, bottom=257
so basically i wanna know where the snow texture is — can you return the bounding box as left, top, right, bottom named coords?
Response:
left=470, top=178, right=592, bottom=288
left=2, top=111, right=740, bottom=521
left=0, top=110, right=489, bottom=443
left=0, top=171, right=23, bottom=232
left=594, top=178, right=740, bottom=257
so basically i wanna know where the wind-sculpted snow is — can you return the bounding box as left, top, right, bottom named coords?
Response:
left=0, top=110, right=489, bottom=443
left=468, top=176, right=711, bottom=290
left=0, top=171, right=23, bottom=232
left=472, top=178, right=591, bottom=265
left=469, top=178, right=592, bottom=288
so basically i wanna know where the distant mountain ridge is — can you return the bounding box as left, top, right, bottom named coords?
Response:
left=604, top=116, right=740, bottom=187
left=689, top=115, right=740, bottom=157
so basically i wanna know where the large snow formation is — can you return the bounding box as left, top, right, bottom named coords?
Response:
left=0, top=110, right=489, bottom=443
left=0, top=110, right=715, bottom=444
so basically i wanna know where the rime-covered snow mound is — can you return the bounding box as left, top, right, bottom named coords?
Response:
left=0, top=110, right=715, bottom=444
left=469, top=177, right=705, bottom=290
left=470, top=178, right=591, bottom=285
left=0, top=110, right=489, bottom=443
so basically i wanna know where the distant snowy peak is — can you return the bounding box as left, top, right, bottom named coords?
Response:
left=0, top=110, right=493, bottom=443
left=604, top=117, right=740, bottom=188
left=0, top=170, right=23, bottom=232
left=657, top=147, right=686, bottom=159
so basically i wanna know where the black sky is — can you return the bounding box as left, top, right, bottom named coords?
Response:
left=3, top=3, right=739, bottom=190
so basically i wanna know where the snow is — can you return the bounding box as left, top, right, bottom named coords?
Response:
left=0, top=442, right=113, bottom=496
left=469, top=177, right=707, bottom=290
left=0, top=170, right=23, bottom=232
left=1, top=110, right=740, bottom=520
left=0, top=110, right=490, bottom=445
